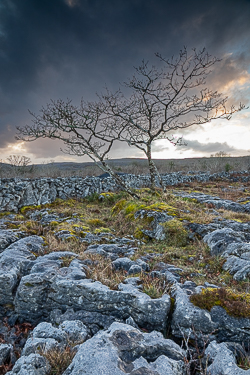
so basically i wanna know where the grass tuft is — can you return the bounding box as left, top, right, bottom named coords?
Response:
left=40, top=347, right=75, bottom=375
left=142, top=274, right=171, bottom=298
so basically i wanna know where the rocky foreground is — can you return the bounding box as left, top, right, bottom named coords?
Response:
left=1, top=174, right=250, bottom=374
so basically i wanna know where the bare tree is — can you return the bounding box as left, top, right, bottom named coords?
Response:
left=17, top=47, right=245, bottom=193
left=101, top=47, right=245, bottom=189
left=16, top=99, right=139, bottom=198
left=7, top=155, right=31, bottom=168
left=6, top=155, right=33, bottom=176
left=211, top=151, right=230, bottom=157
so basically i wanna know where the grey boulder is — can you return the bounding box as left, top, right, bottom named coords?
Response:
left=63, top=322, right=185, bottom=375
left=203, top=228, right=246, bottom=256
left=172, top=287, right=250, bottom=345
left=206, top=341, right=250, bottom=375
left=85, top=244, right=136, bottom=260
left=223, top=256, right=250, bottom=281
left=15, top=275, right=170, bottom=331
left=112, top=257, right=149, bottom=275
left=22, top=337, right=60, bottom=356
left=112, top=257, right=135, bottom=271
left=134, top=210, right=173, bottom=241
left=59, top=320, right=89, bottom=344
left=210, top=306, right=250, bottom=345
left=0, top=343, right=12, bottom=365
left=7, top=353, right=51, bottom=375
left=49, top=308, right=116, bottom=336
left=223, top=242, right=250, bottom=258
left=0, top=236, right=45, bottom=309
left=32, top=322, right=67, bottom=343
left=171, top=286, right=217, bottom=342
left=0, top=230, right=20, bottom=253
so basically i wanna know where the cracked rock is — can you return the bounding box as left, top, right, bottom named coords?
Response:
left=63, top=322, right=185, bottom=375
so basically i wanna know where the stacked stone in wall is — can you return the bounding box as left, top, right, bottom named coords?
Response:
left=0, top=170, right=249, bottom=212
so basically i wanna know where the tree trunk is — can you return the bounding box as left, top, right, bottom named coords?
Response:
left=152, top=160, right=165, bottom=191
left=100, top=160, right=139, bottom=199
left=146, top=143, right=165, bottom=191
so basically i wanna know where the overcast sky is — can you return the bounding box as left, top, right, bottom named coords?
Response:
left=0, top=0, right=250, bottom=163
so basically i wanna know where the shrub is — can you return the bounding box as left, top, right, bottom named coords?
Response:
left=80, top=254, right=127, bottom=290
left=19, top=220, right=44, bottom=236
left=224, top=162, right=233, bottom=172
left=162, top=219, right=188, bottom=247
left=84, top=192, right=100, bottom=203
left=123, top=202, right=146, bottom=215
left=146, top=202, right=177, bottom=214
left=50, top=221, right=59, bottom=229
left=238, top=354, right=250, bottom=370
left=59, top=256, right=75, bottom=268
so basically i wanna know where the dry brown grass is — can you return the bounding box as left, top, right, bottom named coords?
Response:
left=44, top=234, right=87, bottom=255
left=77, top=253, right=171, bottom=298
left=15, top=220, right=45, bottom=236
left=40, top=346, right=75, bottom=375
left=133, top=238, right=249, bottom=293
left=179, top=180, right=250, bottom=202
left=79, top=253, right=127, bottom=289
left=221, top=210, right=250, bottom=223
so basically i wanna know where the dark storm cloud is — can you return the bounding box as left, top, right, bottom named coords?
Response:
left=207, top=51, right=250, bottom=105
left=0, top=0, right=250, bottom=158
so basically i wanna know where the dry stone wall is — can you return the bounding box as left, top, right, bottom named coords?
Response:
left=0, top=170, right=249, bottom=212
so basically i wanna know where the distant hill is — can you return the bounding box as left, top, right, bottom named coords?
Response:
left=1, top=156, right=249, bottom=179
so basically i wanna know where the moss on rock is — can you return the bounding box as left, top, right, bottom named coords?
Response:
left=190, top=287, right=250, bottom=318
